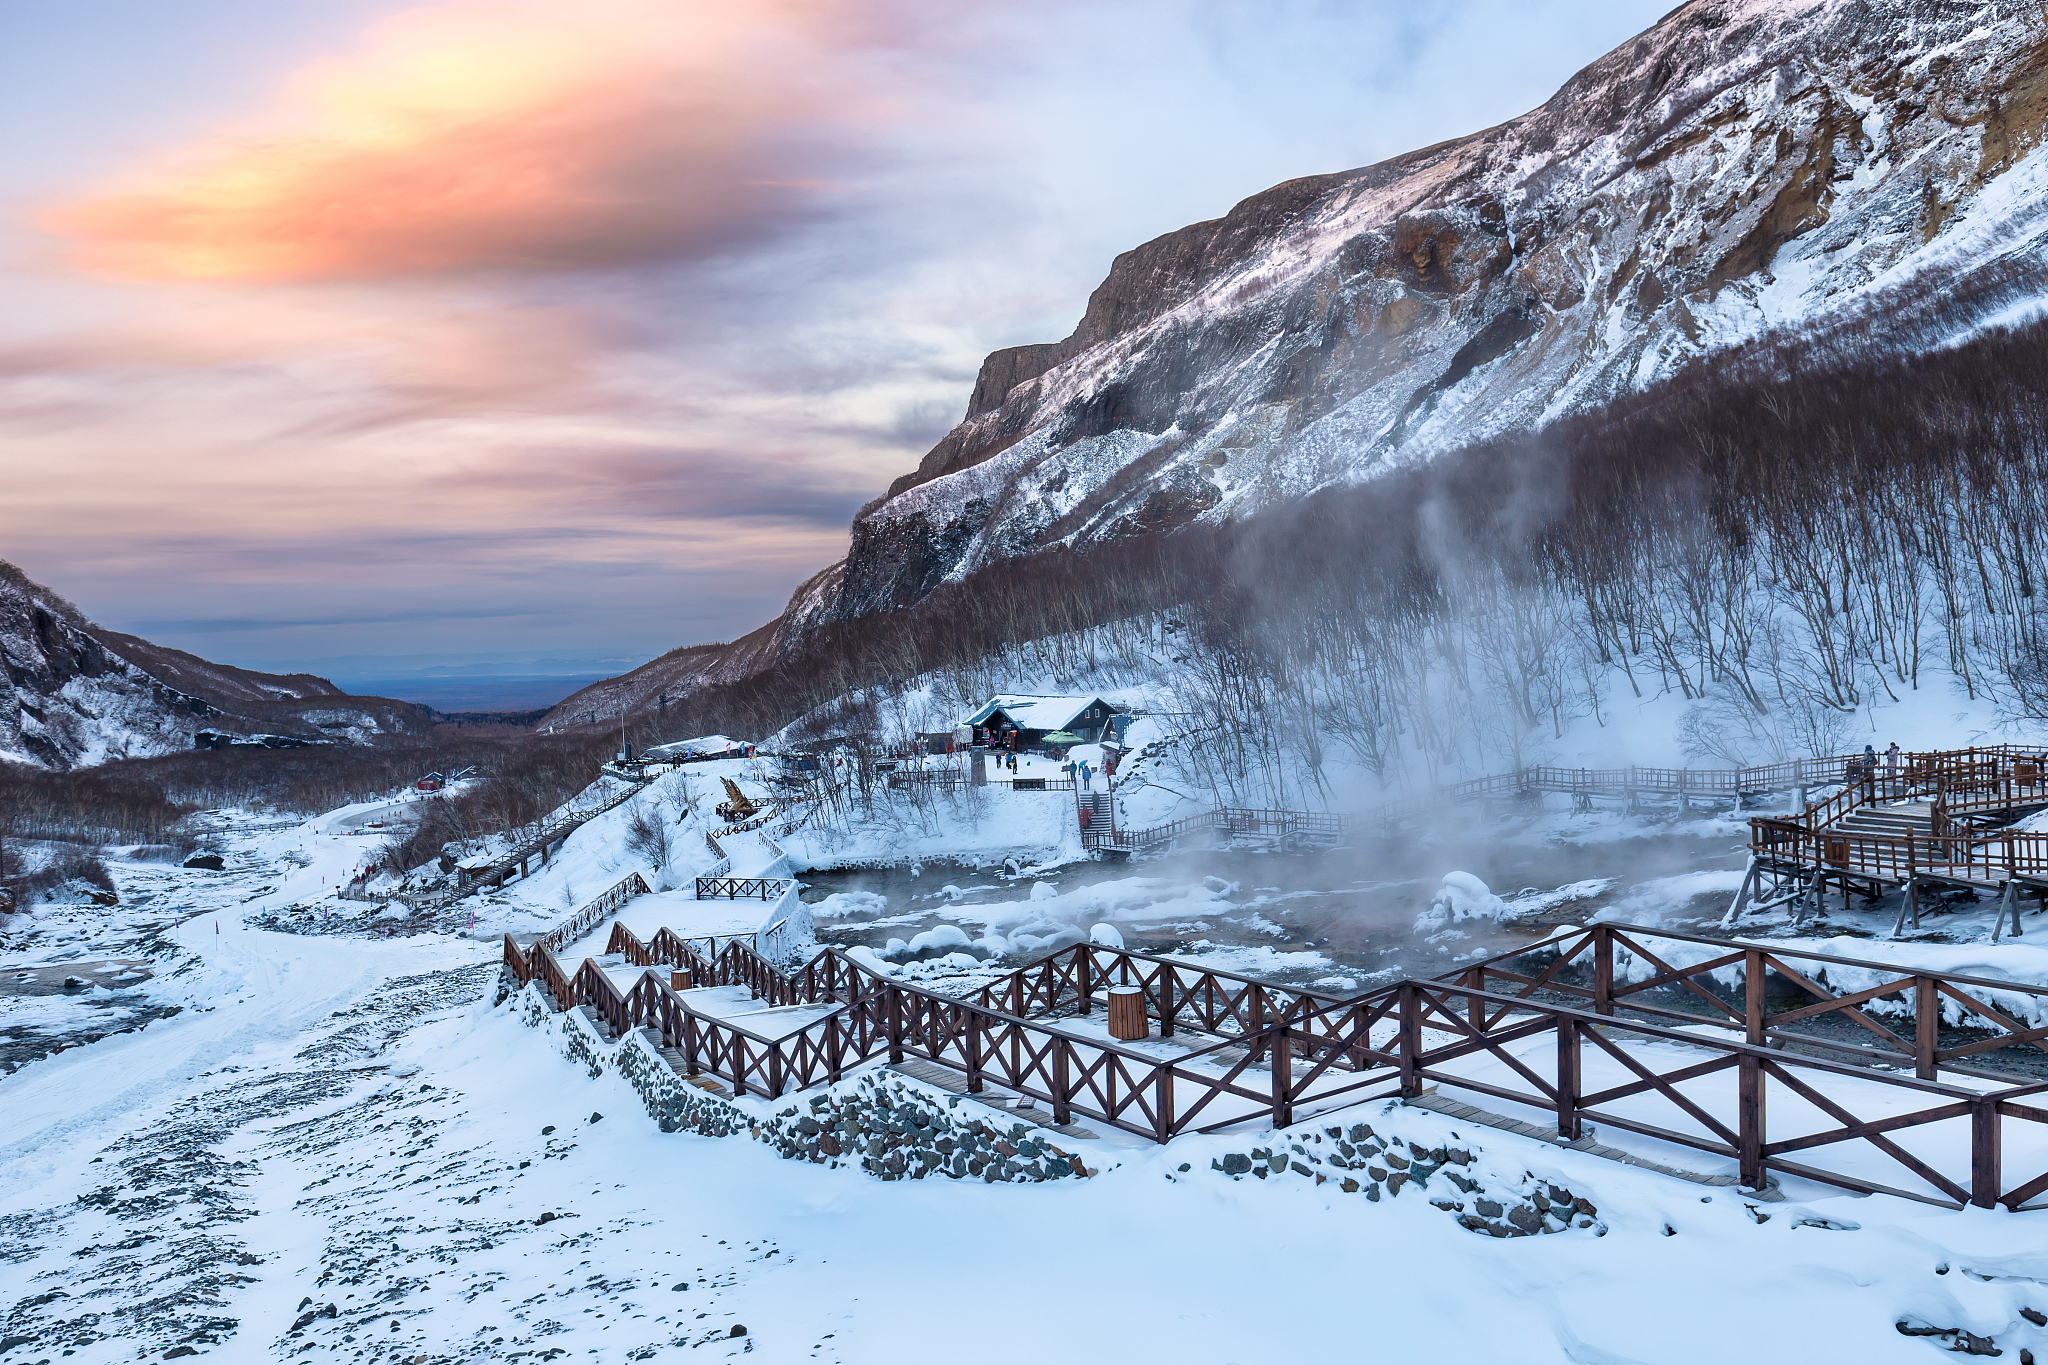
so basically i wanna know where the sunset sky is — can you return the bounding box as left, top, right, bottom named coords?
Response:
left=0, top=0, right=1669, bottom=678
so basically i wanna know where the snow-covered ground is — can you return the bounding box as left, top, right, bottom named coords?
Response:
left=13, top=770, right=2048, bottom=1362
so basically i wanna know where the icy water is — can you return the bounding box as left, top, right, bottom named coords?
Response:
left=800, top=807, right=1752, bottom=993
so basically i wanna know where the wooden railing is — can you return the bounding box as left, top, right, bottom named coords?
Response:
left=532, top=872, right=650, bottom=957
left=1090, top=755, right=1885, bottom=854
left=693, top=876, right=793, bottom=901
left=428, top=773, right=657, bottom=908
left=504, top=909, right=2048, bottom=1207
left=1748, top=745, right=2048, bottom=885
left=1094, top=805, right=1350, bottom=852
left=1426, top=922, right=2048, bottom=1207
left=1750, top=821, right=2048, bottom=886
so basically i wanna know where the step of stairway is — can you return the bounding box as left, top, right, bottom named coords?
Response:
left=1837, top=812, right=1933, bottom=829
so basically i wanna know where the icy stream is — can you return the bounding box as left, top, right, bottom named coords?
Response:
left=801, top=805, right=1753, bottom=991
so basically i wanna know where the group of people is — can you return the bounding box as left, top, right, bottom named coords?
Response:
left=1861, top=741, right=1905, bottom=776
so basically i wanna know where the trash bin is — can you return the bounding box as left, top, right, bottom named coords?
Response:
left=1107, top=985, right=1147, bottom=1041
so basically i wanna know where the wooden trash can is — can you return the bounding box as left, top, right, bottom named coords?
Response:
left=1107, top=986, right=1148, bottom=1041
left=670, top=970, right=695, bottom=991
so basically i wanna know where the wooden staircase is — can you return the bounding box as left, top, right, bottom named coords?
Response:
left=1831, top=800, right=1935, bottom=840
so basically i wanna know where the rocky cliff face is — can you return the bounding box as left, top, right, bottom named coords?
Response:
left=548, top=0, right=2048, bottom=730
left=0, top=561, right=428, bottom=768
left=815, top=0, right=2048, bottom=623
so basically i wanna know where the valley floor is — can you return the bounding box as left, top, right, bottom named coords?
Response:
left=7, top=801, right=2048, bottom=1364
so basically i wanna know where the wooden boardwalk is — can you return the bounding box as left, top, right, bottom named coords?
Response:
left=1080, top=753, right=1874, bottom=855
left=505, top=869, right=2048, bottom=1209
left=1735, top=746, right=2048, bottom=933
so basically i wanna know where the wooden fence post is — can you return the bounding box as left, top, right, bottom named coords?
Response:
left=1159, top=968, right=1175, bottom=1038
left=1915, top=976, right=1938, bottom=1080
left=1077, top=948, right=1092, bottom=1015
left=827, top=1015, right=843, bottom=1084
left=965, top=1012, right=984, bottom=1093
left=888, top=985, right=904, bottom=1064
left=1249, top=985, right=1268, bottom=1064
left=1271, top=1020, right=1293, bottom=1130
left=1738, top=1051, right=1765, bottom=1191
left=1155, top=1069, right=1175, bottom=1143
left=1465, top=968, right=1484, bottom=1032
left=1594, top=926, right=1614, bottom=1017
left=1398, top=983, right=1422, bottom=1098
left=1556, top=1017, right=1580, bottom=1140
left=1744, top=949, right=1766, bottom=1046
left=1973, top=1097, right=2002, bottom=1210
left=1052, top=1041, right=1072, bottom=1126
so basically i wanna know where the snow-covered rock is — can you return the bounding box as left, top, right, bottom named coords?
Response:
left=1418, top=872, right=1511, bottom=931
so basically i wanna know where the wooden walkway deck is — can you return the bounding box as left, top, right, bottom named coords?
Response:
left=1734, top=746, right=2048, bottom=933
left=505, top=862, right=2048, bottom=1210
left=1081, top=752, right=1894, bottom=855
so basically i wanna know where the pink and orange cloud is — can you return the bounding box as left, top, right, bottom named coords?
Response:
left=45, top=0, right=896, bottom=281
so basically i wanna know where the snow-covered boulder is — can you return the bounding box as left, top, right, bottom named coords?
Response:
left=1417, top=873, right=1509, bottom=931
left=907, top=924, right=973, bottom=956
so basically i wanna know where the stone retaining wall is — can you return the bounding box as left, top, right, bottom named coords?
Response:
left=758, top=1073, right=1090, bottom=1182
left=509, top=978, right=1086, bottom=1183
left=1209, top=1112, right=1607, bottom=1238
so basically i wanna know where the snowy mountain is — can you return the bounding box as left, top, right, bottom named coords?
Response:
left=550, top=0, right=2048, bottom=728
left=0, top=560, right=429, bottom=768
left=815, top=0, right=2048, bottom=621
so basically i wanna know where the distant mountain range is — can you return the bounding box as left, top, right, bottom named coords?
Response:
left=543, top=0, right=2048, bottom=731
left=0, top=560, right=429, bottom=768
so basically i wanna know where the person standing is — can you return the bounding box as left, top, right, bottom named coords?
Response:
left=1885, top=741, right=1901, bottom=775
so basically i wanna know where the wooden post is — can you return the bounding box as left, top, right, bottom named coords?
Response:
left=965, top=1012, right=984, bottom=1093
left=826, top=1014, right=843, bottom=1084
left=1398, top=983, right=1422, bottom=1098
left=1076, top=948, right=1092, bottom=1015
left=730, top=1036, right=747, bottom=1098
left=670, top=970, right=693, bottom=991
left=1158, top=968, right=1175, bottom=1038
left=1994, top=880, right=2020, bottom=943
left=1271, top=1020, right=1293, bottom=1130
left=1052, top=1041, right=1072, bottom=1126
left=1738, top=1051, right=1765, bottom=1191
left=1724, top=859, right=1758, bottom=927
left=1915, top=976, right=1938, bottom=1080
left=1248, top=985, right=1268, bottom=1064
left=887, top=985, right=904, bottom=1064
left=767, top=1044, right=784, bottom=1099
left=1744, top=949, right=1766, bottom=1046
left=1465, top=968, right=1484, bottom=1033
left=1556, top=1017, right=1580, bottom=1140
left=1594, top=926, right=1614, bottom=1017
left=1107, top=986, right=1147, bottom=1041
left=1972, top=1096, right=2003, bottom=1210
left=1155, top=1069, right=1174, bottom=1144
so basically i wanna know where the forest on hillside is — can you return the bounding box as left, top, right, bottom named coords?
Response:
left=652, top=310, right=2048, bottom=804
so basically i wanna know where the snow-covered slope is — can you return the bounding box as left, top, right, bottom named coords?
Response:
left=548, top=0, right=2048, bottom=730
left=811, top=0, right=2048, bottom=622
left=0, top=560, right=430, bottom=769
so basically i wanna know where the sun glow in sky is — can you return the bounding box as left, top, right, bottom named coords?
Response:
left=0, top=0, right=1672, bottom=673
